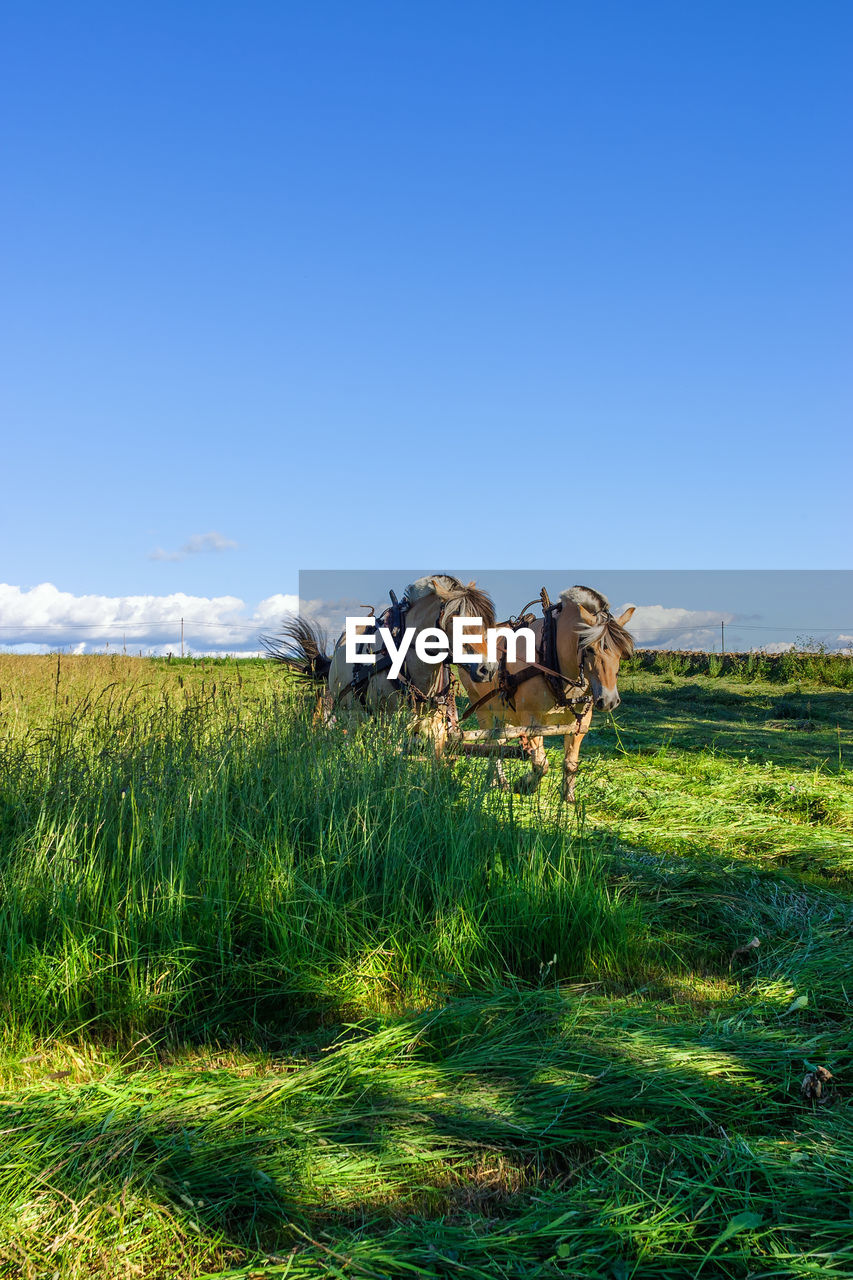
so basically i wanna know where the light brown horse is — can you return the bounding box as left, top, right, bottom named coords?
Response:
left=455, top=586, right=635, bottom=799
left=269, top=575, right=498, bottom=755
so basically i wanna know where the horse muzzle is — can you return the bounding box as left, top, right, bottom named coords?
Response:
left=595, top=690, right=620, bottom=711
left=470, top=661, right=500, bottom=684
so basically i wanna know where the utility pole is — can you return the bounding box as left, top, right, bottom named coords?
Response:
left=181, top=618, right=184, bottom=659
left=721, top=620, right=725, bottom=657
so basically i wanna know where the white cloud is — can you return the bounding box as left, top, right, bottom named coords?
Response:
left=4, top=587, right=849, bottom=658
left=0, top=583, right=297, bottom=655
left=254, top=596, right=366, bottom=651
left=619, top=604, right=734, bottom=649
left=622, top=606, right=853, bottom=652
left=148, top=531, right=238, bottom=562
left=251, top=593, right=307, bottom=629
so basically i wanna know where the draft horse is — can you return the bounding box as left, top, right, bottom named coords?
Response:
left=455, top=585, right=635, bottom=799
left=267, top=574, right=498, bottom=755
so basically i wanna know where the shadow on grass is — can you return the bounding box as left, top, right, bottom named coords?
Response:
left=6, top=988, right=852, bottom=1277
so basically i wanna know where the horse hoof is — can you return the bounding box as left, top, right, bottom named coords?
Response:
left=513, top=775, right=539, bottom=795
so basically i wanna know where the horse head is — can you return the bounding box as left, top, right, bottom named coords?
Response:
left=561, top=587, right=635, bottom=711
left=405, top=575, right=500, bottom=684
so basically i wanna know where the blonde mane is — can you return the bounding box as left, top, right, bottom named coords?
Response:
left=406, top=575, right=496, bottom=628
left=560, top=584, right=634, bottom=658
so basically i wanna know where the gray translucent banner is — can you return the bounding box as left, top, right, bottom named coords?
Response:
left=297, top=570, right=853, bottom=653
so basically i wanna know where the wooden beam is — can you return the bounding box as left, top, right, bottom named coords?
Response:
left=455, top=723, right=581, bottom=743
left=451, top=741, right=526, bottom=758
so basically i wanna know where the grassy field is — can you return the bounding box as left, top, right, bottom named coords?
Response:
left=0, top=653, right=851, bottom=1278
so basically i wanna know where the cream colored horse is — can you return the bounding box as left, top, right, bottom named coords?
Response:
left=271, top=575, right=498, bottom=756
left=455, top=586, right=635, bottom=799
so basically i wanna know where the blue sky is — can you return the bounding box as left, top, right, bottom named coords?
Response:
left=1, top=2, right=851, bottom=650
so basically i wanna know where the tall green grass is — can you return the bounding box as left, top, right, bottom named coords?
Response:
left=1, top=657, right=851, bottom=1279
left=0, top=659, right=631, bottom=1040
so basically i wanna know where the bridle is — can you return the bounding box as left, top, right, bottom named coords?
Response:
left=392, top=594, right=459, bottom=723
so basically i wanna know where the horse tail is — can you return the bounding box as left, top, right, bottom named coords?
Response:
left=262, top=617, right=332, bottom=686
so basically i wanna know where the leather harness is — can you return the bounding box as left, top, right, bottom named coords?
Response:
left=458, top=588, right=593, bottom=725
left=336, top=585, right=595, bottom=734
left=336, top=589, right=457, bottom=727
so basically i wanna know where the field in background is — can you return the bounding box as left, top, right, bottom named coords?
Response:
left=0, top=654, right=851, bottom=1278
left=625, top=647, right=853, bottom=688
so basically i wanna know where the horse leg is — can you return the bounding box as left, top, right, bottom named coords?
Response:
left=488, top=757, right=511, bottom=791
left=561, top=709, right=593, bottom=801
left=514, top=734, right=549, bottom=794
left=409, top=709, right=449, bottom=758
left=313, top=690, right=334, bottom=726
left=427, top=711, right=449, bottom=759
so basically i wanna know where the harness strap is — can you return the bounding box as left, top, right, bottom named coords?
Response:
left=458, top=658, right=587, bottom=722
left=459, top=588, right=590, bottom=724
left=509, top=600, right=540, bottom=626
left=334, top=591, right=456, bottom=719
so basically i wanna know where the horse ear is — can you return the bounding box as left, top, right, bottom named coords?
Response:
left=577, top=604, right=597, bottom=626
left=616, top=606, right=635, bottom=627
